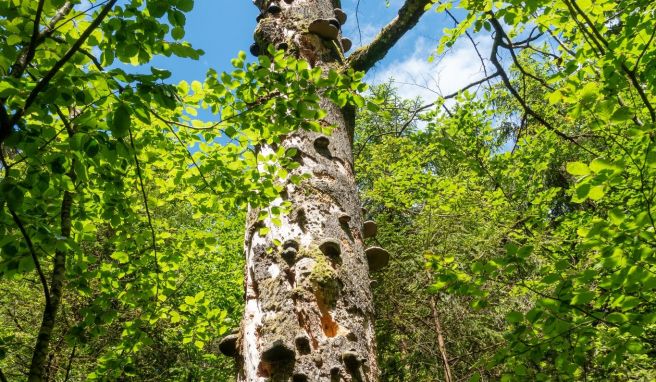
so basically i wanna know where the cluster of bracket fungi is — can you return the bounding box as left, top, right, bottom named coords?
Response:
left=217, top=135, right=390, bottom=374
left=250, top=1, right=353, bottom=57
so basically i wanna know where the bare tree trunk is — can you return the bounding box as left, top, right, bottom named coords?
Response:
left=233, top=0, right=431, bottom=380
left=428, top=293, right=453, bottom=382
left=239, top=2, right=376, bottom=380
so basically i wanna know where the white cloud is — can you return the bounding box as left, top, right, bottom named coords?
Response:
left=368, top=36, right=493, bottom=104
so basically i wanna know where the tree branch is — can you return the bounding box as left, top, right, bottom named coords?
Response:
left=487, top=15, right=597, bottom=156
left=9, top=0, right=46, bottom=79
left=9, top=210, right=51, bottom=309
left=347, top=0, right=432, bottom=72
left=10, top=1, right=74, bottom=79
left=563, top=0, right=655, bottom=122
left=7, top=0, right=117, bottom=133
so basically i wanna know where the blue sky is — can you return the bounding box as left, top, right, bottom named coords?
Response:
left=143, top=0, right=490, bottom=104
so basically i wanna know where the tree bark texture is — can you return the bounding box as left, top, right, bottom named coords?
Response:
left=235, top=0, right=432, bottom=380
left=27, top=190, right=72, bottom=382
left=239, top=1, right=378, bottom=381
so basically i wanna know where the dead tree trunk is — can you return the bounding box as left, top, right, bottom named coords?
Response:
left=229, top=1, right=431, bottom=380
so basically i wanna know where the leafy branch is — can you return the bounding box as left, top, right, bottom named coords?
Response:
left=2, top=0, right=118, bottom=145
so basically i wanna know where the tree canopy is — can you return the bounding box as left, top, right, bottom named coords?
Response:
left=1, top=0, right=655, bottom=381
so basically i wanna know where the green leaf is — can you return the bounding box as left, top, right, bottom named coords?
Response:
left=611, top=107, right=633, bottom=122
left=110, top=251, right=129, bottom=264
left=0, top=80, right=18, bottom=97
left=571, top=291, right=595, bottom=305
left=606, top=312, right=628, bottom=323
left=1, top=182, right=24, bottom=210
left=589, top=158, right=616, bottom=173
left=6, top=35, right=22, bottom=46
left=176, top=0, right=194, bottom=12
left=506, top=311, right=523, bottom=323
left=111, top=103, right=131, bottom=138
left=573, top=183, right=590, bottom=203
left=608, top=208, right=625, bottom=225
left=147, top=1, right=167, bottom=18
left=170, top=310, right=181, bottom=323
left=171, top=27, right=185, bottom=40
left=566, top=162, right=590, bottom=176
left=588, top=185, right=605, bottom=201
left=84, top=138, right=100, bottom=157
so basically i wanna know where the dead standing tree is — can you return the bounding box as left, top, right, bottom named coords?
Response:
left=220, top=0, right=432, bottom=380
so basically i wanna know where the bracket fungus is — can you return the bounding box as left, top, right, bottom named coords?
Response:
left=341, top=37, right=352, bottom=52
left=365, top=246, right=389, bottom=272
left=328, top=18, right=341, bottom=30
left=338, top=214, right=351, bottom=225
left=283, top=239, right=299, bottom=250
left=334, top=8, right=347, bottom=25
left=249, top=43, right=261, bottom=56
left=295, top=333, right=311, bottom=354
left=293, top=374, right=309, bottom=382
left=362, top=220, right=377, bottom=239
left=281, top=239, right=299, bottom=262
left=218, top=333, right=239, bottom=357
left=262, top=339, right=295, bottom=362
left=308, top=19, right=339, bottom=40
left=281, top=247, right=297, bottom=263
left=342, top=350, right=361, bottom=369
left=267, top=3, right=282, bottom=14
left=319, top=238, right=341, bottom=257
left=313, top=136, right=330, bottom=150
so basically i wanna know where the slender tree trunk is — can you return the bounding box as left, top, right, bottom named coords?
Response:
left=27, top=192, right=72, bottom=382
left=28, top=115, right=75, bottom=382
left=428, top=293, right=453, bottom=382
left=235, top=0, right=430, bottom=380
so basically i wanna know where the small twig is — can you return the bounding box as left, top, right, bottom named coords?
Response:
left=9, top=210, right=51, bottom=309
left=63, top=344, right=76, bottom=382
left=24, top=0, right=47, bottom=72
left=443, top=6, right=490, bottom=76
left=632, top=25, right=656, bottom=74
left=397, top=72, right=501, bottom=133
left=128, top=126, right=159, bottom=300
left=355, top=0, right=363, bottom=45
left=163, top=125, right=218, bottom=195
